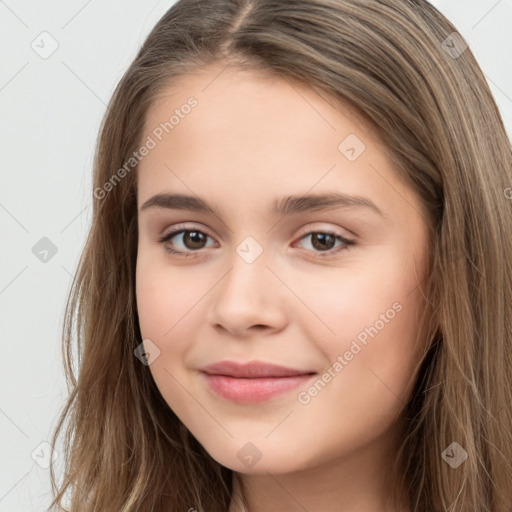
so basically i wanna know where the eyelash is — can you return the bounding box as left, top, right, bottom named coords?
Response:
left=157, top=225, right=355, bottom=259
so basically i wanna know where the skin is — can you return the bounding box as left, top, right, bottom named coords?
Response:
left=135, top=61, right=430, bottom=512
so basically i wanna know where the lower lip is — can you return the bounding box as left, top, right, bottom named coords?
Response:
left=201, top=373, right=315, bottom=404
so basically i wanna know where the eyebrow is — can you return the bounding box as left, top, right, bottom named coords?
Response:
left=140, top=192, right=384, bottom=217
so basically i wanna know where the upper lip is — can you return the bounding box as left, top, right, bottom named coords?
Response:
left=200, top=360, right=316, bottom=378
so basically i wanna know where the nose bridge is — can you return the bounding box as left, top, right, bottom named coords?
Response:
left=209, top=234, right=286, bottom=333
left=222, top=235, right=272, bottom=303
left=235, top=234, right=266, bottom=267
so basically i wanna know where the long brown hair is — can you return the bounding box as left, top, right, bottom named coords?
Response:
left=49, top=1, right=512, bottom=510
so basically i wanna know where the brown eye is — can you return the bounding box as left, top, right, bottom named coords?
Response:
left=310, top=233, right=337, bottom=251
left=182, top=230, right=207, bottom=249
left=158, top=228, right=216, bottom=257
left=296, top=231, right=355, bottom=256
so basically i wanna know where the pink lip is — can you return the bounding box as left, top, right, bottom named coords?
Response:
left=200, top=360, right=316, bottom=404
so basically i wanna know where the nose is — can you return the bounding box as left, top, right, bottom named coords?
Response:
left=207, top=247, right=288, bottom=338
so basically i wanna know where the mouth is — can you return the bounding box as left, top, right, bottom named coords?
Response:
left=199, top=360, right=317, bottom=404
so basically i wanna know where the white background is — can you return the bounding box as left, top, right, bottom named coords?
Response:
left=1, top=1, right=511, bottom=510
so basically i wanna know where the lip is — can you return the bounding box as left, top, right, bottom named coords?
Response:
left=199, top=360, right=317, bottom=404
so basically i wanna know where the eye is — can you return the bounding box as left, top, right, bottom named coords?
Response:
left=158, top=226, right=355, bottom=259
left=158, top=227, right=217, bottom=258
left=294, top=230, right=355, bottom=256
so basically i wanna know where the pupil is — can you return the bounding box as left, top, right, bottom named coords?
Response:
left=185, top=231, right=205, bottom=249
left=312, top=233, right=334, bottom=251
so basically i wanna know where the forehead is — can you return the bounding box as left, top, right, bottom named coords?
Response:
left=144, top=61, right=376, bottom=142
left=136, top=62, right=416, bottom=221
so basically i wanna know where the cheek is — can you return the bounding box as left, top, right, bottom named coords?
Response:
left=295, top=248, right=425, bottom=408
left=291, top=248, right=423, bottom=353
left=291, top=290, right=424, bottom=466
left=135, top=256, right=212, bottom=349
left=135, top=261, right=206, bottom=413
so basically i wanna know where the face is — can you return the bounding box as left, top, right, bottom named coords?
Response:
left=135, top=61, right=430, bottom=475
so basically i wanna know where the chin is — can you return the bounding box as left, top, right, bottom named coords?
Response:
left=200, top=438, right=317, bottom=475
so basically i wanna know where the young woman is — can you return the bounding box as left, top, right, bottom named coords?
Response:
left=49, top=1, right=512, bottom=510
